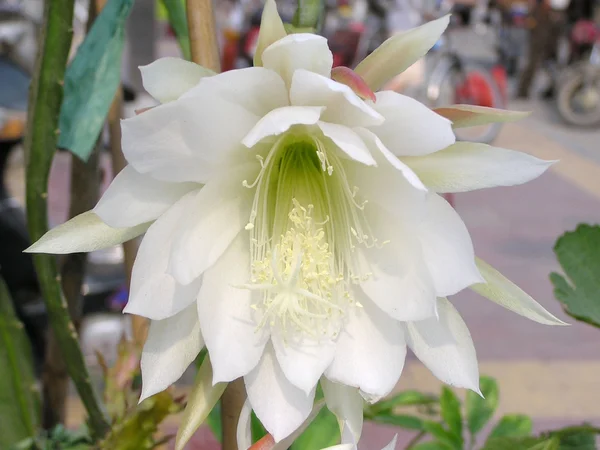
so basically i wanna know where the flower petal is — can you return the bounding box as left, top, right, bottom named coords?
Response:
left=254, top=0, right=287, bottom=67
left=417, top=193, right=484, bottom=296
left=140, top=57, right=215, bottom=103
left=140, top=302, right=203, bottom=401
left=94, top=165, right=198, bottom=228
left=25, top=211, right=149, bottom=254
left=168, top=169, right=254, bottom=285
left=355, top=128, right=426, bottom=191
left=261, top=33, right=333, bottom=88
left=369, top=91, right=455, bottom=156
left=471, top=257, right=567, bottom=325
left=183, top=67, right=289, bottom=117
left=405, top=297, right=480, bottom=392
left=237, top=400, right=254, bottom=450
left=124, top=190, right=203, bottom=320
left=245, top=343, right=316, bottom=442
left=122, top=85, right=260, bottom=184
left=290, top=69, right=383, bottom=127
left=326, top=292, right=406, bottom=400
left=321, top=378, right=364, bottom=446
left=355, top=16, right=450, bottom=91
left=434, top=105, right=530, bottom=128
left=382, top=435, right=399, bottom=450
left=359, top=206, right=437, bottom=321
left=197, top=233, right=269, bottom=383
left=402, top=142, right=554, bottom=194
left=271, top=333, right=336, bottom=395
left=317, top=122, right=376, bottom=166
left=243, top=106, right=324, bottom=148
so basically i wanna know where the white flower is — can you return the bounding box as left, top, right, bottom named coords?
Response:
left=28, top=1, right=564, bottom=446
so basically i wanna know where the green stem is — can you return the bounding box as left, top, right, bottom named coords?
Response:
left=405, top=431, right=426, bottom=450
left=292, top=0, right=324, bottom=30
left=24, top=0, right=110, bottom=439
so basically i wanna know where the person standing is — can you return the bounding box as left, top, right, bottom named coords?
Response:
left=517, top=0, right=570, bottom=98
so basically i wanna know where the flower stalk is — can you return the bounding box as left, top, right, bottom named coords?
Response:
left=185, top=0, right=221, bottom=71
left=24, top=0, right=109, bottom=438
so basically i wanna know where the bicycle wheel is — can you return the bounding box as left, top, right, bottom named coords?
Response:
left=556, top=64, right=600, bottom=127
left=430, top=60, right=505, bottom=144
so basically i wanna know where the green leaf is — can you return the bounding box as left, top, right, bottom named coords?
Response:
left=423, top=421, right=462, bottom=450
left=558, top=431, right=596, bottom=450
left=371, top=414, right=425, bottom=430
left=206, top=400, right=222, bottom=442
left=370, top=390, right=438, bottom=414
left=58, top=0, right=135, bottom=161
left=466, top=376, right=499, bottom=436
left=289, top=405, right=339, bottom=450
left=488, top=415, right=532, bottom=440
left=483, top=437, right=547, bottom=450
left=551, top=224, right=600, bottom=328
left=251, top=411, right=268, bottom=442
left=292, top=0, right=324, bottom=29
left=440, top=387, right=463, bottom=445
left=529, top=438, right=560, bottom=450
left=159, top=0, right=191, bottom=60
left=0, top=277, right=41, bottom=448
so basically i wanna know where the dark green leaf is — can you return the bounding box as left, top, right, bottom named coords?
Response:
left=440, top=387, right=463, bottom=445
left=58, top=0, right=135, bottom=161
left=251, top=411, right=268, bottom=442
left=159, top=0, right=191, bottom=60
left=206, top=400, right=222, bottom=442
left=529, top=438, right=560, bottom=450
left=290, top=405, right=339, bottom=450
left=423, top=421, right=462, bottom=450
left=551, top=224, right=600, bottom=328
left=488, top=414, right=532, bottom=440
left=411, top=442, right=454, bottom=450
left=370, top=390, right=438, bottom=414
left=371, top=414, right=425, bottom=430
left=0, top=277, right=41, bottom=447
left=558, top=431, right=596, bottom=450
left=483, top=437, right=547, bottom=450
left=466, top=376, right=499, bottom=436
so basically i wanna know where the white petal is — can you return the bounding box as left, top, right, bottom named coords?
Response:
left=271, top=333, right=336, bottom=394
left=168, top=172, right=253, bottom=285
left=124, top=190, right=203, bottom=320
left=261, top=33, right=333, bottom=88
left=355, top=128, right=426, bottom=191
left=140, top=57, right=215, bottom=103
left=254, top=0, right=287, bottom=67
left=140, top=302, right=203, bottom=401
left=290, top=69, right=383, bottom=127
left=197, top=233, right=269, bottom=383
left=183, top=67, right=289, bottom=117
left=434, top=105, right=530, bottom=128
left=237, top=400, right=253, bottom=450
left=26, top=211, right=149, bottom=254
left=318, top=122, right=376, bottom=166
left=405, top=297, right=480, bottom=392
left=271, top=400, right=327, bottom=450
left=243, top=106, right=324, bottom=148
left=94, top=165, right=198, bottom=228
left=245, top=344, right=316, bottom=442
left=369, top=91, right=455, bottom=156
left=472, top=257, right=567, bottom=325
left=321, top=378, right=364, bottom=446
left=122, top=85, right=260, bottom=184
left=359, top=206, right=437, bottom=321
left=402, top=142, right=554, bottom=193
left=326, top=293, right=406, bottom=400
left=382, top=435, right=399, bottom=450
left=355, top=16, right=450, bottom=91
left=417, top=193, right=484, bottom=296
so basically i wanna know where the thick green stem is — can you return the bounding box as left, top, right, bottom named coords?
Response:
left=24, top=0, right=109, bottom=439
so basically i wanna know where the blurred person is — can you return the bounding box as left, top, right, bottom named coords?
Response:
left=517, top=0, right=570, bottom=99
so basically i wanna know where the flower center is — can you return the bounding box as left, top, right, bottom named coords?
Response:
left=242, top=131, right=375, bottom=340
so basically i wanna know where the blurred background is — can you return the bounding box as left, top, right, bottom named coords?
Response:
left=1, top=0, right=599, bottom=448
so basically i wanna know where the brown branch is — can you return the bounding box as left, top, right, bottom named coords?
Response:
left=185, top=0, right=220, bottom=71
